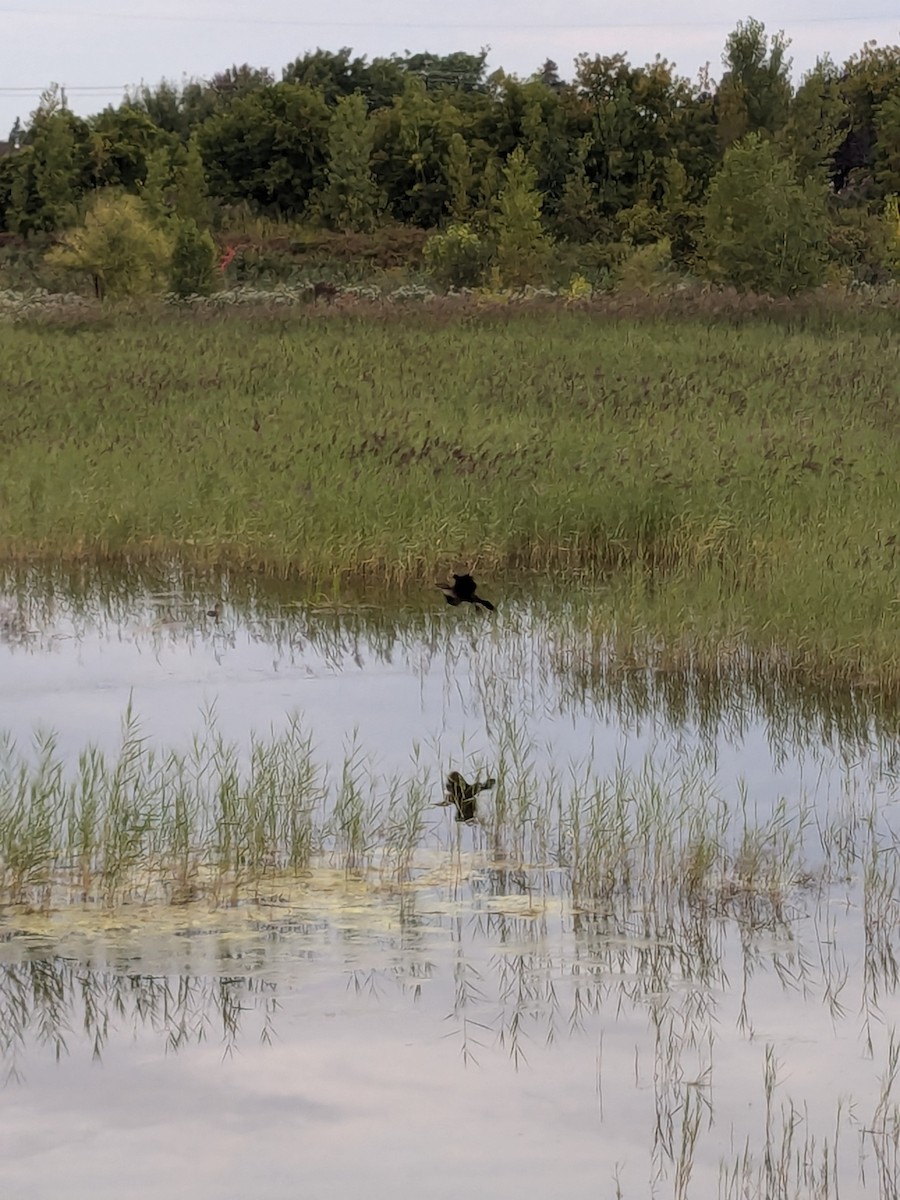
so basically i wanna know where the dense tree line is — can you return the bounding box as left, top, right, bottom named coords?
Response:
left=1, top=23, right=899, bottom=292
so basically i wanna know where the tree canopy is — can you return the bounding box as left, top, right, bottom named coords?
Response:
left=2, top=22, right=900, bottom=293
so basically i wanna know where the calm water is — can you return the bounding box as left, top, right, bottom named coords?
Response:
left=0, top=565, right=898, bottom=1199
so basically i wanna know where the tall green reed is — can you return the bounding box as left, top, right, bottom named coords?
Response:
left=0, top=707, right=873, bottom=919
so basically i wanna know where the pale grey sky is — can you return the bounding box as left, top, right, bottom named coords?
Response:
left=1, top=1, right=899, bottom=137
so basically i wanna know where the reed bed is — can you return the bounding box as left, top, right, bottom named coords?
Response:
left=0, top=305, right=897, bottom=688
left=0, top=708, right=888, bottom=921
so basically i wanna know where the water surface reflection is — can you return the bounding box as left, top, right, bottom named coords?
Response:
left=1, top=872, right=898, bottom=1198
left=0, top=563, right=894, bottom=784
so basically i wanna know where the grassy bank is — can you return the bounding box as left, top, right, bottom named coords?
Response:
left=0, top=302, right=897, bottom=685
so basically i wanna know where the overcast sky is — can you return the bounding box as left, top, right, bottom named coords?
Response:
left=1, top=1, right=899, bottom=136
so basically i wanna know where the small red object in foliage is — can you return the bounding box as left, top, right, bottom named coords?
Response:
left=219, top=245, right=237, bottom=272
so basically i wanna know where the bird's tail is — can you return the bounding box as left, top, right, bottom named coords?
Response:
left=474, top=597, right=495, bottom=611
left=474, top=778, right=496, bottom=793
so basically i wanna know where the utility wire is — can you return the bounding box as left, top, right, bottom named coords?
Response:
left=0, top=7, right=898, bottom=28
left=0, top=87, right=129, bottom=93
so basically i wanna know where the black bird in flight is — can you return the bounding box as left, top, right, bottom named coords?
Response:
left=437, top=771, right=497, bottom=824
left=436, top=573, right=495, bottom=612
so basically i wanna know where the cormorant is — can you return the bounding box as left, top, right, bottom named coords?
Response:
left=436, top=574, right=495, bottom=612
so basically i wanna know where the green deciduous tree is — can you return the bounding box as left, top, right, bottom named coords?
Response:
left=372, top=76, right=458, bottom=226
left=490, top=145, right=553, bottom=287
left=24, top=87, right=92, bottom=231
left=778, top=57, right=848, bottom=184
left=658, top=154, right=704, bottom=267
left=402, top=50, right=489, bottom=93
left=31, top=115, right=79, bottom=230
left=197, top=83, right=330, bottom=217
left=833, top=42, right=900, bottom=195
left=0, top=148, right=33, bottom=234
left=479, top=75, right=575, bottom=216
left=445, top=132, right=474, bottom=222
left=89, top=105, right=169, bottom=190
left=873, top=91, right=900, bottom=196
left=140, top=146, right=174, bottom=226
left=575, top=54, right=695, bottom=218
left=521, top=85, right=574, bottom=218
left=701, top=132, right=829, bottom=294
left=282, top=48, right=372, bottom=105
left=616, top=200, right=667, bottom=246
left=173, top=134, right=210, bottom=227
left=210, top=64, right=276, bottom=101
left=555, top=136, right=602, bottom=242
left=717, top=19, right=793, bottom=148
left=46, top=190, right=171, bottom=298
left=473, top=154, right=502, bottom=229
left=827, top=197, right=900, bottom=283
left=127, top=76, right=224, bottom=140
left=314, top=92, right=383, bottom=232
left=667, top=75, right=720, bottom=210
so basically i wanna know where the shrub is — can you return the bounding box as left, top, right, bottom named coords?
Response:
left=617, top=238, right=674, bottom=294
left=45, top=191, right=171, bottom=299
left=423, top=223, right=487, bottom=288
left=564, top=273, right=593, bottom=300
left=827, top=201, right=899, bottom=284
left=169, top=218, right=219, bottom=298
left=616, top=201, right=668, bottom=247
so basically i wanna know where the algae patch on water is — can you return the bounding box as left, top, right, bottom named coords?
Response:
left=0, top=855, right=567, bottom=950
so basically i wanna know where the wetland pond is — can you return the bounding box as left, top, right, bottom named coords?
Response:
left=0, top=565, right=898, bottom=1199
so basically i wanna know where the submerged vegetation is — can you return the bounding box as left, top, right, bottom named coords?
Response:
left=0, top=305, right=897, bottom=689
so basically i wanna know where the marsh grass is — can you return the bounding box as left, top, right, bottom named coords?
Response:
left=0, top=707, right=887, bottom=927
left=0, top=304, right=897, bottom=688
left=717, top=1050, right=900, bottom=1200
left=0, top=709, right=328, bottom=908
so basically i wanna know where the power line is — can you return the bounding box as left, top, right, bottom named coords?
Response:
left=0, top=87, right=129, bottom=93
left=0, top=6, right=898, bottom=28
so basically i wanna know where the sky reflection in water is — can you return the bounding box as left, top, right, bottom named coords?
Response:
left=1, top=888, right=898, bottom=1199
